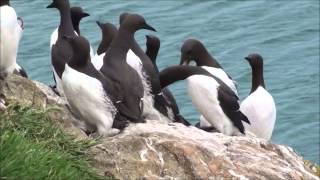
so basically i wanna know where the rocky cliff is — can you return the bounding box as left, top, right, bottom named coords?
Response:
left=1, top=75, right=319, bottom=180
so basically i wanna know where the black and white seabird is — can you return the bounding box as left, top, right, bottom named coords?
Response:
left=145, top=34, right=190, bottom=126
left=62, top=35, right=120, bottom=136
left=240, top=53, right=276, bottom=140
left=100, top=13, right=157, bottom=123
left=50, top=6, right=90, bottom=47
left=0, top=0, right=25, bottom=108
left=119, top=12, right=171, bottom=121
left=47, top=0, right=77, bottom=96
left=160, top=66, right=250, bottom=135
left=180, top=38, right=238, bottom=128
left=92, top=21, right=117, bottom=70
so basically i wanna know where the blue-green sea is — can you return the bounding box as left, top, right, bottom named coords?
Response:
left=11, top=0, right=319, bottom=163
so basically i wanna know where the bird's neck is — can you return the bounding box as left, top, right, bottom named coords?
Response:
left=160, top=66, right=210, bottom=88
left=195, top=49, right=222, bottom=68
left=146, top=45, right=160, bottom=73
left=58, top=6, right=75, bottom=37
left=72, top=19, right=81, bottom=35
left=113, top=29, right=133, bottom=53
left=250, top=65, right=265, bottom=93
left=97, top=31, right=116, bottom=55
left=104, top=28, right=133, bottom=65
left=146, top=45, right=159, bottom=64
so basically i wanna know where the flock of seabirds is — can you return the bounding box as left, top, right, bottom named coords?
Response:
left=0, top=0, right=277, bottom=140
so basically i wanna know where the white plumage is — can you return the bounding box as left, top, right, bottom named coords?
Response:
left=92, top=50, right=141, bottom=72
left=126, top=49, right=143, bottom=75
left=201, top=66, right=238, bottom=95
left=198, top=66, right=238, bottom=129
left=0, top=5, right=23, bottom=76
left=125, top=49, right=167, bottom=121
left=91, top=52, right=104, bottom=70
left=187, top=75, right=238, bottom=135
left=240, top=86, right=276, bottom=140
left=92, top=49, right=163, bottom=121
left=50, top=28, right=94, bottom=57
left=62, top=64, right=119, bottom=136
left=50, top=28, right=93, bottom=96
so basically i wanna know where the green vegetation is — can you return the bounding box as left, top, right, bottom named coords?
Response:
left=304, top=160, right=320, bottom=177
left=0, top=103, right=108, bottom=180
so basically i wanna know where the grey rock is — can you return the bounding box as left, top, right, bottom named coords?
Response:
left=89, top=121, right=319, bottom=180
left=2, top=75, right=319, bottom=179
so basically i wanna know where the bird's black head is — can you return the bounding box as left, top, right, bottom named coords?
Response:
left=46, top=0, right=70, bottom=10
left=245, top=53, right=264, bottom=69
left=180, top=39, right=207, bottom=65
left=0, top=0, right=10, bottom=6
left=96, top=21, right=117, bottom=55
left=63, top=35, right=90, bottom=67
left=120, top=13, right=156, bottom=33
left=146, top=34, right=160, bottom=64
left=119, top=12, right=130, bottom=25
left=96, top=21, right=117, bottom=34
left=71, top=6, right=89, bottom=20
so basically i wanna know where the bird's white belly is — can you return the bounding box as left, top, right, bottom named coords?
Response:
left=125, top=50, right=168, bottom=121
left=62, top=65, right=117, bottom=136
left=187, top=75, right=234, bottom=135
left=241, top=87, right=276, bottom=140
left=201, top=66, right=238, bottom=96
left=0, top=6, right=22, bottom=75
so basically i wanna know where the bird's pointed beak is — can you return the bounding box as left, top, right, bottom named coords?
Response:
left=96, top=21, right=103, bottom=28
left=17, top=17, right=24, bottom=30
left=143, top=23, right=156, bottom=32
left=82, top=12, right=90, bottom=17
left=46, top=2, right=55, bottom=8
left=179, top=53, right=190, bottom=65
left=244, top=57, right=250, bottom=61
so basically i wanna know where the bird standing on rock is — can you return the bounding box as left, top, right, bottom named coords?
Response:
left=160, top=66, right=250, bottom=136
left=99, top=13, right=157, bottom=124
left=62, top=35, right=120, bottom=136
left=180, top=38, right=239, bottom=130
left=240, top=53, right=276, bottom=140
left=145, top=34, right=190, bottom=126
left=120, top=12, right=173, bottom=121
left=48, top=0, right=90, bottom=96
left=0, top=0, right=24, bottom=109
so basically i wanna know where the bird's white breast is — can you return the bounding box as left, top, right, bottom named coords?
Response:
left=187, top=75, right=234, bottom=135
left=0, top=5, right=22, bottom=74
left=240, top=86, right=276, bottom=140
left=92, top=52, right=105, bottom=70
left=126, top=49, right=143, bottom=76
left=62, top=64, right=116, bottom=133
left=201, top=66, right=238, bottom=96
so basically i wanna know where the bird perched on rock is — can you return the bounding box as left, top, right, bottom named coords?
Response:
left=0, top=0, right=24, bottom=109
left=240, top=53, right=276, bottom=140
left=160, top=66, right=250, bottom=136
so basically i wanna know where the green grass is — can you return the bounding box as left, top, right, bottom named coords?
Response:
left=0, top=103, right=108, bottom=180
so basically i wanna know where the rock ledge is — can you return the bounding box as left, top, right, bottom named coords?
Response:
left=2, top=75, right=319, bottom=180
